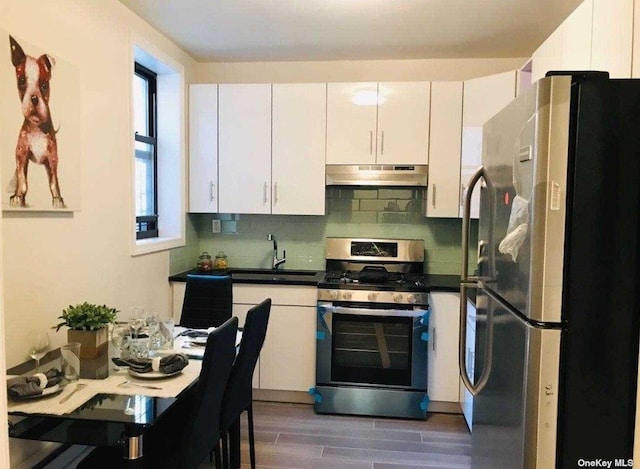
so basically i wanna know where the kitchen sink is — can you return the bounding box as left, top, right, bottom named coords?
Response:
left=230, top=268, right=318, bottom=277
left=229, top=268, right=321, bottom=283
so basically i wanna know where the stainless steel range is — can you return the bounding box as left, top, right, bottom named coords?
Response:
left=312, top=237, right=430, bottom=420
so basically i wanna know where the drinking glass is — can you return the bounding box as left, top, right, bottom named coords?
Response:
left=144, top=312, right=161, bottom=352
left=28, top=332, right=51, bottom=373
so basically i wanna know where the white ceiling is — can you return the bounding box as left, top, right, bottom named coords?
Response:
left=118, top=0, right=583, bottom=63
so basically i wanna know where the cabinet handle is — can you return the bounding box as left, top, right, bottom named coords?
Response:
left=273, top=182, right=278, bottom=205
left=432, top=184, right=436, bottom=207
left=380, top=130, right=385, bottom=155
left=432, top=327, right=436, bottom=351
left=369, top=131, right=373, bottom=155
left=210, top=181, right=215, bottom=202
left=263, top=182, right=268, bottom=205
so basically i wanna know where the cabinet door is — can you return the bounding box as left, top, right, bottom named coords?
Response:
left=561, top=0, right=593, bottom=71
left=171, top=282, right=186, bottom=323
left=272, top=83, right=326, bottom=215
left=460, top=71, right=516, bottom=219
left=188, top=85, right=218, bottom=213
left=326, top=83, right=378, bottom=164
left=427, top=292, right=461, bottom=403
left=531, top=26, right=563, bottom=83
left=376, top=82, right=431, bottom=165
left=218, top=84, right=272, bottom=214
left=259, top=305, right=316, bottom=392
left=426, top=82, right=462, bottom=218
left=591, top=0, right=633, bottom=78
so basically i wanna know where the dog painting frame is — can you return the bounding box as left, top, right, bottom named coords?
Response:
left=0, top=31, right=80, bottom=212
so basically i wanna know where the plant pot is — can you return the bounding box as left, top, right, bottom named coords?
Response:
left=67, top=328, right=108, bottom=359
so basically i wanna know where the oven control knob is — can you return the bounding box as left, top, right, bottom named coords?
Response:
left=367, top=292, right=378, bottom=301
left=393, top=293, right=403, bottom=303
left=329, top=290, right=339, bottom=300
left=407, top=294, right=416, bottom=304
left=342, top=291, right=352, bottom=300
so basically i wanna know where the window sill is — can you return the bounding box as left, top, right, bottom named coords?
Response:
left=132, top=236, right=185, bottom=256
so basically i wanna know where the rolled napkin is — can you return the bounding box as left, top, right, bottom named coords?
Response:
left=119, top=354, right=189, bottom=374
left=7, top=368, right=64, bottom=399
left=177, top=330, right=209, bottom=338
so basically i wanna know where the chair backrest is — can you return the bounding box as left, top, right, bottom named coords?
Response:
left=220, top=298, right=271, bottom=430
left=180, top=316, right=238, bottom=469
left=180, top=274, right=232, bottom=328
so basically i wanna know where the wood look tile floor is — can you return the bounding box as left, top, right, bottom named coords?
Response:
left=200, top=401, right=471, bottom=469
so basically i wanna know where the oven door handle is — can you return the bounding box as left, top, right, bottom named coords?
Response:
left=323, top=304, right=429, bottom=318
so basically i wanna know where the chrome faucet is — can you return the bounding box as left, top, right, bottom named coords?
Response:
left=268, top=234, right=286, bottom=270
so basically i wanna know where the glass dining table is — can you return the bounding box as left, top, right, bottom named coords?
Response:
left=7, top=334, right=209, bottom=467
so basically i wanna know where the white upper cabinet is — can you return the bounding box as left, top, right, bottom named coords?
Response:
left=376, top=82, right=431, bottom=165
left=591, top=0, right=633, bottom=78
left=188, top=84, right=218, bottom=213
left=460, top=71, right=516, bottom=219
left=218, top=84, right=272, bottom=214
left=425, top=81, right=463, bottom=218
left=326, top=82, right=430, bottom=165
left=531, top=26, right=563, bottom=83
left=561, top=0, right=593, bottom=71
left=272, top=83, right=326, bottom=215
left=326, top=82, right=378, bottom=164
left=531, top=0, right=632, bottom=82
left=217, top=83, right=326, bottom=215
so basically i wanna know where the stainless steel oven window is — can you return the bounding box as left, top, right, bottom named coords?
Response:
left=331, top=314, right=413, bottom=386
left=350, top=241, right=398, bottom=257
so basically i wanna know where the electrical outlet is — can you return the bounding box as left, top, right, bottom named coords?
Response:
left=212, top=219, right=221, bottom=233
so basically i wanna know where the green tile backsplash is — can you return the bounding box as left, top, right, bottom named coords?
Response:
left=171, top=187, right=478, bottom=275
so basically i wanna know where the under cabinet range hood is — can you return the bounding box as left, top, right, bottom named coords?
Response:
left=325, top=165, right=428, bottom=187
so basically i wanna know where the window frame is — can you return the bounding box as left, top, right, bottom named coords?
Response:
left=134, top=62, right=159, bottom=240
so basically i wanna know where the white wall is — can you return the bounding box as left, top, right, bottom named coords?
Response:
left=0, top=0, right=196, bottom=466
left=195, top=57, right=527, bottom=83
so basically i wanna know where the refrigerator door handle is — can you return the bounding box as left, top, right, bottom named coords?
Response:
left=460, top=165, right=496, bottom=396
left=459, top=284, right=494, bottom=396
left=461, top=165, right=496, bottom=283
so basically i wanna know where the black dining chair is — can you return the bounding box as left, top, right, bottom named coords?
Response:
left=180, top=273, right=233, bottom=328
left=77, top=316, right=239, bottom=469
left=217, top=298, right=271, bottom=469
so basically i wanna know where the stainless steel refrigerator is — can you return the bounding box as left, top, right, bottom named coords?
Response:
left=459, top=72, right=640, bottom=468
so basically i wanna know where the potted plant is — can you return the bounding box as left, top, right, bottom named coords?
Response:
left=54, top=302, right=118, bottom=358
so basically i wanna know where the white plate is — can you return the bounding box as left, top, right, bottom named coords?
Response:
left=128, top=369, right=183, bottom=379
left=19, top=384, right=63, bottom=400
left=190, top=337, right=207, bottom=346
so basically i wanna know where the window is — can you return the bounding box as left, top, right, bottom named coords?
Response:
left=131, top=40, right=185, bottom=256
left=134, top=63, right=158, bottom=239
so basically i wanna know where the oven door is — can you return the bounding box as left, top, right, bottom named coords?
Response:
left=316, top=303, right=429, bottom=390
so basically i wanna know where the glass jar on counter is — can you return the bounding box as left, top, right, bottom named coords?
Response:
left=197, top=251, right=213, bottom=272
left=214, top=251, right=229, bottom=271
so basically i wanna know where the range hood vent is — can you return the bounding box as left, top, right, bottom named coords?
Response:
left=326, top=164, right=428, bottom=187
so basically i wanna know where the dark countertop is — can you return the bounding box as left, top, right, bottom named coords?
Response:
left=424, top=274, right=460, bottom=293
left=169, top=268, right=324, bottom=286
left=170, top=269, right=462, bottom=291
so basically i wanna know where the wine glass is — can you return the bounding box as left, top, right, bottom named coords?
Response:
left=110, top=324, right=132, bottom=357
left=28, top=332, right=51, bottom=373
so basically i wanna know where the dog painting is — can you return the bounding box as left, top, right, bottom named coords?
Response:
left=1, top=31, right=80, bottom=211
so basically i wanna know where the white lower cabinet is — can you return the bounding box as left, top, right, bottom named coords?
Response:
left=233, top=284, right=317, bottom=392
left=171, top=282, right=186, bottom=323
left=428, top=292, right=461, bottom=403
